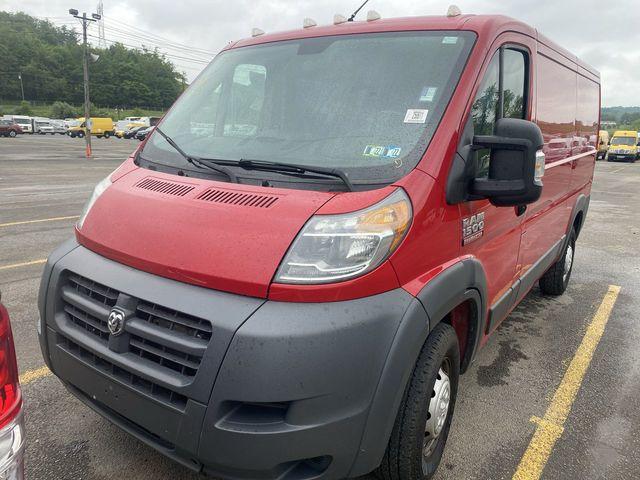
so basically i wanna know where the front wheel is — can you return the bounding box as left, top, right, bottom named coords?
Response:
left=375, top=323, right=460, bottom=480
left=77, top=131, right=85, bottom=138
left=8, top=131, right=17, bottom=138
left=103, top=131, right=111, bottom=139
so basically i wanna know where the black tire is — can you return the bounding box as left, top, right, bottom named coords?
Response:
left=376, top=323, right=460, bottom=480
left=539, top=228, right=576, bottom=295
left=77, top=131, right=85, bottom=138
left=103, top=131, right=111, bottom=139
left=8, top=130, right=17, bottom=138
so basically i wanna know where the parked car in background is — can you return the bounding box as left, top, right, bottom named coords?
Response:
left=49, top=120, right=68, bottom=135
left=10, top=116, right=33, bottom=134
left=608, top=130, right=639, bottom=162
left=35, top=120, right=54, bottom=135
left=0, top=295, right=25, bottom=480
left=124, top=125, right=145, bottom=139
left=0, top=119, right=24, bottom=137
left=64, top=118, right=80, bottom=129
left=68, top=117, right=115, bottom=138
left=117, top=123, right=146, bottom=139
left=135, top=125, right=155, bottom=141
left=597, top=130, right=609, bottom=160
left=39, top=12, right=599, bottom=480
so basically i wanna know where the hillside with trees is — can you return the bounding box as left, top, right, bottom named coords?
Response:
left=0, top=11, right=186, bottom=110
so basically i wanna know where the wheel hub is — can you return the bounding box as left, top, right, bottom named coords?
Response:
left=423, top=367, right=451, bottom=458
left=563, top=244, right=574, bottom=282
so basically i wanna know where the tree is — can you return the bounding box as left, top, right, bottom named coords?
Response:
left=15, top=101, right=33, bottom=116
left=50, top=101, right=78, bottom=118
left=0, top=12, right=186, bottom=109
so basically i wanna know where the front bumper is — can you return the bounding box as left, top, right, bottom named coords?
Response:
left=607, top=153, right=636, bottom=161
left=39, top=240, right=427, bottom=479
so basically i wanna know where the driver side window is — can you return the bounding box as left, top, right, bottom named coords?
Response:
left=471, top=47, right=527, bottom=177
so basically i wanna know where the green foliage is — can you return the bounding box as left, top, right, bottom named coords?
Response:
left=15, top=100, right=33, bottom=115
left=0, top=11, right=187, bottom=110
left=49, top=101, right=78, bottom=118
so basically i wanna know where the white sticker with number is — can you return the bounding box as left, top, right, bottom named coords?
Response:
left=404, top=109, right=429, bottom=124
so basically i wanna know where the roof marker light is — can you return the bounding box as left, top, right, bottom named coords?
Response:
left=333, top=14, right=348, bottom=25
left=303, top=18, right=317, bottom=28
left=447, top=5, right=462, bottom=17
left=251, top=28, right=265, bottom=37
left=366, top=10, right=381, bottom=21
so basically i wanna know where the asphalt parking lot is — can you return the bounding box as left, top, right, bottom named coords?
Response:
left=1, top=135, right=639, bottom=480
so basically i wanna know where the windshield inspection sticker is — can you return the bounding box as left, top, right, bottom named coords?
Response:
left=404, top=109, right=429, bottom=124
left=419, top=87, right=438, bottom=103
left=363, top=145, right=402, bottom=159
left=442, top=36, right=459, bottom=44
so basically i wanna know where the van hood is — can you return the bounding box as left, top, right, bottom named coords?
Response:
left=76, top=167, right=335, bottom=298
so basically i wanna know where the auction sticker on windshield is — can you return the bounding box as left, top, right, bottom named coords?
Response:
left=363, top=145, right=402, bottom=158
left=404, top=109, right=429, bottom=124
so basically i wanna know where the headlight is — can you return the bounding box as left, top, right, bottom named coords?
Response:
left=275, top=189, right=412, bottom=284
left=77, top=175, right=112, bottom=229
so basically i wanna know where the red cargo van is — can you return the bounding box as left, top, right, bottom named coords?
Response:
left=38, top=11, right=599, bottom=480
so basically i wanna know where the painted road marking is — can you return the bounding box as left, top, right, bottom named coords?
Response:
left=19, top=366, right=51, bottom=385
left=0, top=215, right=79, bottom=228
left=513, top=285, right=621, bottom=480
left=0, top=259, right=47, bottom=271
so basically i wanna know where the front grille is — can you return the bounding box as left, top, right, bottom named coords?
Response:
left=59, top=335, right=188, bottom=410
left=59, top=273, right=212, bottom=404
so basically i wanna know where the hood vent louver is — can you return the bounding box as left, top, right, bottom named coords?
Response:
left=196, top=189, right=279, bottom=208
left=136, top=178, right=196, bottom=197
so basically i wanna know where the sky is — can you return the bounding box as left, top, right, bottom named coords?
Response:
left=2, top=0, right=639, bottom=106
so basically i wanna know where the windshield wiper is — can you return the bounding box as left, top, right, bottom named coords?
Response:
left=154, top=127, right=238, bottom=183
left=236, top=159, right=354, bottom=192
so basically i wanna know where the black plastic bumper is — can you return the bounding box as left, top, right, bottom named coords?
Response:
left=39, top=240, right=430, bottom=480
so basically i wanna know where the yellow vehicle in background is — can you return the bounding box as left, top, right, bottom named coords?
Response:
left=115, top=122, right=146, bottom=139
left=597, top=130, right=609, bottom=160
left=67, top=117, right=115, bottom=139
left=607, top=130, right=639, bottom=162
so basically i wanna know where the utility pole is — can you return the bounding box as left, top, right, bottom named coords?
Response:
left=69, top=8, right=101, bottom=158
left=17, top=73, right=24, bottom=101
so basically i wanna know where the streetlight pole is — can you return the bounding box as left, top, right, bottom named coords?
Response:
left=17, top=74, right=24, bottom=101
left=69, top=9, right=101, bottom=158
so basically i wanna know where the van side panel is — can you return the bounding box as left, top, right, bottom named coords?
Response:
left=517, top=51, right=576, bottom=286
left=572, top=75, right=599, bottom=192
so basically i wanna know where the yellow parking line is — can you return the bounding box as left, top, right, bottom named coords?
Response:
left=513, top=285, right=621, bottom=480
left=0, top=215, right=79, bottom=228
left=19, top=366, right=51, bottom=385
left=0, top=259, right=47, bottom=271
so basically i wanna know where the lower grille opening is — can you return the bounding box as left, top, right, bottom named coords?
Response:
left=58, top=334, right=188, bottom=410
left=70, top=384, right=176, bottom=451
left=280, top=456, right=333, bottom=480
left=219, top=401, right=291, bottom=431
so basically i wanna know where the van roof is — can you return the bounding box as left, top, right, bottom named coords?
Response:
left=229, top=14, right=599, bottom=78
left=613, top=130, right=638, bottom=137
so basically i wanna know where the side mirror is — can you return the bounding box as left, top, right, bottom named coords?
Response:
left=470, top=118, right=544, bottom=207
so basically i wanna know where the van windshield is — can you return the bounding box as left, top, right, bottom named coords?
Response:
left=141, top=31, right=475, bottom=185
left=611, top=136, right=636, bottom=146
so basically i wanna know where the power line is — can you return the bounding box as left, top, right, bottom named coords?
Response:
left=86, top=34, right=210, bottom=65
left=103, top=17, right=217, bottom=56
left=100, top=25, right=212, bottom=59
